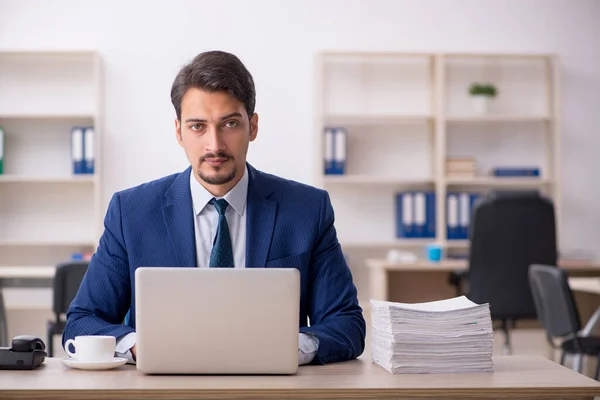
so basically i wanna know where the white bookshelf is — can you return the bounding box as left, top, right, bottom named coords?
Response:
left=315, top=52, right=560, bottom=302
left=0, top=51, right=102, bottom=279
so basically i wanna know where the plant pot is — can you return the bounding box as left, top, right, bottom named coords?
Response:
left=471, top=95, right=490, bottom=115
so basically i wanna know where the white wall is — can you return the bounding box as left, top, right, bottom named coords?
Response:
left=1, top=0, right=599, bottom=256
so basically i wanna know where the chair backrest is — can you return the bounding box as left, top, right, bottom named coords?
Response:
left=528, top=264, right=581, bottom=338
left=467, top=191, right=557, bottom=320
left=53, top=261, right=89, bottom=318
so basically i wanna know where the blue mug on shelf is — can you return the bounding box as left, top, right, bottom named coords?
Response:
left=426, top=244, right=443, bottom=263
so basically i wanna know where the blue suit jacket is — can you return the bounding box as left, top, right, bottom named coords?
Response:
left=64, top=164, right=365, bottom=364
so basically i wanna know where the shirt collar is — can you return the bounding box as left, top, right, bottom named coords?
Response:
left=190, top=165, right=248, bottom=217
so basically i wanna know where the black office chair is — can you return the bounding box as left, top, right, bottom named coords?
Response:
left=47, top=261, right=89, bottom=357
left=459, top=191, right=558, bottom=354
left=529, top=264, right=600, bottom=379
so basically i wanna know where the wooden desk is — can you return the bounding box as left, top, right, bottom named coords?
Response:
left=569, top=277, right=600, bottom=336
left=367, top=258, right=600, bottom=303
left=569, top=277, right=600, bottom=373
left=0, top=356, right=598, bottom=399
left=570, top=277, right=600, bottom=295
left=0, top=266, right=56, bottom=346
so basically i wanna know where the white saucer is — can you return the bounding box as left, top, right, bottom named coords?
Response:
left=62, top=357, right=128, bottom=371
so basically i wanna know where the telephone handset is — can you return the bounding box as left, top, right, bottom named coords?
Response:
left=0, top=335, right=47, bottom=370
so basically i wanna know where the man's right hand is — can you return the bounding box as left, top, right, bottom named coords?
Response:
left=131, top=345, right=137, bottom=360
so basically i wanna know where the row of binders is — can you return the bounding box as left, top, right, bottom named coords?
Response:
left=71, top=127, right=95, bottom=174
left=396, top=192, right=482, bottom=239
left=447, top=192, right=482, bottom=240
left=324, top=127, right=347, bottom=175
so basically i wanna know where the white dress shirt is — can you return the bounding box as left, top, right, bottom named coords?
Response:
left=114, top=166, right=318, bottom=364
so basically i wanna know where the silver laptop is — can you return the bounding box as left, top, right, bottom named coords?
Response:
left=134, top=267, right=300, bottom=375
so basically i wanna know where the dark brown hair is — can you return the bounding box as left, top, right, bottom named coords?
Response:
left=170, top=51, right=256, bottom=121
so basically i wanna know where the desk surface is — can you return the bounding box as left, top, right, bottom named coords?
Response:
left=0, top=356, right=599, bottom=399
left=367, top=258, right=600, bottom=272
left=569, top=277, right=600, bottom=295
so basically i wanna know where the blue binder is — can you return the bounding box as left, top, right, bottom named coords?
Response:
left=396, top=192, right=414, bottom=238
left=84, top=127, right=95, bottom=174
left=323, top=128, right=335, bottom=175
left=446, top=192, right=460, bottom=240
left=333, top=128, right=347, bottom=175
left=493, top=167, right=540, bottom=177
left=71, top=127, right=84, bottom=174
left=458, top=192, right=470, bottom=239
left=413, top=192, right=426, bottom=238
left=425, top=191, right=436, bottom=238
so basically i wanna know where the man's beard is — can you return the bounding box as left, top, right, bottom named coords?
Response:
left=197, top=153, right=237, bottom=185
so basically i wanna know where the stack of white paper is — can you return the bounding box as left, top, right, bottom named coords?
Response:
left=370, top=296, right=494, bottom=374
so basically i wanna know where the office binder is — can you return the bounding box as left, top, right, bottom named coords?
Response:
left=446, top=193, right=459, bottom=240
left=324, top=128, right=335, bottom=174
left=425, top=191, right=436, bottom=238
left=333, top=128, right=347, bottom=175
left=71, top=127, right=84, bottom=174
left=0, top=126, right=4, bottom=175
left=492, top=167, right=540, bottom=177
left=396, top=192, right=414, bottom=238
left=84, top=127, right=95, bottom=174
left=466, top=192, right=482, bottom=238
left=414, top=192, right=426, bottom=237
left=458, top=193, right=470, bottom=239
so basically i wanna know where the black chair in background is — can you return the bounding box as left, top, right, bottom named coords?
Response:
left=457, top=191, right=558, bottom=354
left=529, top=264, right=600, bottom=379
left=47, top=261, right=88, bottom=357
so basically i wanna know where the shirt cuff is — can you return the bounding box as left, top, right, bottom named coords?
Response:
left=298, top=332, right=319, bottom=365
left=115, top=332, right=137, bottom=364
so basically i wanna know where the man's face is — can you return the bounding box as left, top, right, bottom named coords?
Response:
left=176, top=88, right=258, bottom=194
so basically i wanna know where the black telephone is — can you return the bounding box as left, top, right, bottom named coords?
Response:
left=0, top=335, right=47, bottom=370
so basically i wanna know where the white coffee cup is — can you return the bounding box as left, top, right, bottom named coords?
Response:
left=65, top=335, right=116, bottom=362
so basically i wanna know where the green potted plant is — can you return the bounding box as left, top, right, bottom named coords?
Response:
left=468, top=82, right=497, bottom=114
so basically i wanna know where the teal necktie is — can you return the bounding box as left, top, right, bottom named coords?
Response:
left=209, top=198, right=234, bottom=268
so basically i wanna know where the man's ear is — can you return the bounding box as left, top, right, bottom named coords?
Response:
left=249, top=113, right=258, bottom=142
left=175, top=118, right=184, bottom=147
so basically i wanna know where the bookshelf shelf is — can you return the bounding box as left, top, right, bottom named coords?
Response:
left=341, top=239, right=470, bottom=250
left=0, top=113, right=95, bottom=120
left=0, top=240, right=97, bottom=247
left=445, top=177, right=553, bottom=187
left=324, top=114, right=432, bottom=126
left=0, top=175, right=96, bottom=183
left=445, top=240, right=470, bottom=249
left=316, top=51, right=560, bottom=302
left=445, top=115, right=551, bottom=123
left=324, top=175, right=434, bottom=185
left=341, top=239, right=437, bottom=249
left=0, top=50, right=102, bottom=271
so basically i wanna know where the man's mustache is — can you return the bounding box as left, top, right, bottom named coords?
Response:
left=200, top=152, right=233, bottom=163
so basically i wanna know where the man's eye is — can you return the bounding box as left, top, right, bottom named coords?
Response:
left=190, top=124, right=204, bottom=131
left=225, top=121, right=238, bottom=128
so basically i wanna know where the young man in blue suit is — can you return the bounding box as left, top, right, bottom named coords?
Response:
left=63, top=50, right=365, bottom=365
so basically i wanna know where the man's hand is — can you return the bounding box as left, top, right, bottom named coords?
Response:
left=131, top=345, right=137, bottom=360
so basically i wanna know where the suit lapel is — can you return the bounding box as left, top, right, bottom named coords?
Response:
left=246, top=164, right=277, bottom=268
left=162, top=167, right=197, bottom=268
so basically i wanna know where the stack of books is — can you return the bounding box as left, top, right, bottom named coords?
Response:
left=370, top=296, right=494, bottom=374
left=446, top=157, right=476, bottom=178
